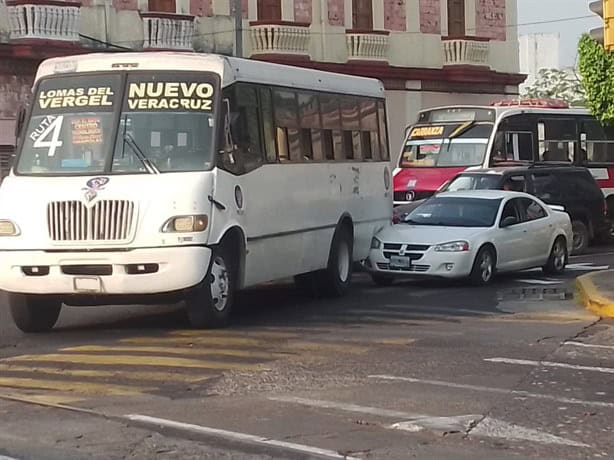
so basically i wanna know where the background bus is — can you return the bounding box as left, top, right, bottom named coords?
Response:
left=0, top=52, right=392, bottom=332
left=393, top=99, right=614, bottom=217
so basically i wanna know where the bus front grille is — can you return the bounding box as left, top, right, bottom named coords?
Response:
left=47, top=200, right=136, bottom=242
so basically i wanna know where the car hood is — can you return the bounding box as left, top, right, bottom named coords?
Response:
left=375, top=224, right=487, bottom=245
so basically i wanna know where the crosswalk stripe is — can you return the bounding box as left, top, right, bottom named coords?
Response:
left=0, top=377, right=150, bottom=396
left=3, top=354, right=266, bottom=371
left=120, top=336, right=269, bottom=347
left=60, top=345, right=290, bottom=360
left=0, top=391, right=83, bottom=405
left=0, top=363, right=211, bottom=383
left=170, top=330, right=298, bottom=339
left=284, top=341, right=368, bottom=354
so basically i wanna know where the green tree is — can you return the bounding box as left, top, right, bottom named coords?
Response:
left=521, top=68, right=586, bottom=106
left=578, top=34, right=614, bottom=127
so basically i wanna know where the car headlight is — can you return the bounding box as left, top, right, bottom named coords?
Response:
left=0, top=220, right=19, bottom=236
left=161, top=215, right=208, bottom=233
left=370, top=237, right=382, bottom=249
left=434, top=241, right=469, bottom=252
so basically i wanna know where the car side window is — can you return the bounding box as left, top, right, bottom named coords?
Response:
left=518, top=198, right=547, bottom=221
left=502, top=174, right=527, bottom=192
left=530, top=172, right=561, bottom=202
left=500, top=199, right=521, bottom=226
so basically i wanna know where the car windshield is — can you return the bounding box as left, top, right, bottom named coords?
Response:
left=403, top=197, right=502, bottom=227
left=16, top=72, right=218, bottom=175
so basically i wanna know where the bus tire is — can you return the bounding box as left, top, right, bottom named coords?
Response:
left=185, top=246, right=234, bottom=329
left=9, top=294, right=62, bottom=333
left=320, top=224, right=353, bottom=297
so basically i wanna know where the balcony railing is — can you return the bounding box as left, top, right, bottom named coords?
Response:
left=141, top=12, right=195, bottom=50
left=249, top=21, right=310, bottom=56
left=7, top=0, right=81, bottom=42
left=346, top=30, right=389, bottom=62
left=442, top=36, right=490, bottom=67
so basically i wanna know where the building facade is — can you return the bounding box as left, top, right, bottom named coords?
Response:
left=0, top=0, right=524, bottom=169
left=518, top=33, right=560, bottom=93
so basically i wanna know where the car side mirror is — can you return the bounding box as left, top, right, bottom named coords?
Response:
left=501, top=216, right=518, bottom=228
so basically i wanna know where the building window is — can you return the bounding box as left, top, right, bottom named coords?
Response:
left=148, top=0, right=175, bottom=13
left=258, top=0, right=281, bottom=20
left=447, top=0, right=465, bottom=36
left=352, top=0, right=373, bottom=30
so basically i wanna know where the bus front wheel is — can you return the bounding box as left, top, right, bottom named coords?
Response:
left=9, top=294, right=62, bottom=333
left=320, top=225, right=353, bottom=297
left=185, top=246, right=234, bottom=329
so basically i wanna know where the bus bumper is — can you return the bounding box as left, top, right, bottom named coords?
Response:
left=0, top=246, right=211, bottom=296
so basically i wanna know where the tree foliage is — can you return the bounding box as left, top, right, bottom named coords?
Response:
left=521, top=68, right=586, bottom=106
left=578, top=34, right=614, bottom=127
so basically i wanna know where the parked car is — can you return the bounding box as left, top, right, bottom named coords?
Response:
left=393, top=165, right=611, bottom=254
left=367, top=190, right=573, bottom=286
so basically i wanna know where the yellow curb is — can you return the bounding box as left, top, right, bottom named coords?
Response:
left=576, top=273, right=614, bottom=318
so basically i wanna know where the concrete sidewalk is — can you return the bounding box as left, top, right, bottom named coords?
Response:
left=576, top=269, right=614, bottom=318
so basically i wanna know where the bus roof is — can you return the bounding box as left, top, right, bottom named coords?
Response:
left=416, top=104, right=590, bottom=120
left=35, top=52, right=386, bottom=98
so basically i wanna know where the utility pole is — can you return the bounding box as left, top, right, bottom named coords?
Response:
left=233, top=0, right=243, bottom=57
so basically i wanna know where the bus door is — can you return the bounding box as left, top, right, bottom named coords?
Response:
left=491, top=114, right=536, bottom=164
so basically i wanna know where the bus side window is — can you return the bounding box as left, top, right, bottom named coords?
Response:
left=273, top=90, right=300, bottom=162
left=259, top=87, right=278, bottom=163
left=538, top=118, right=576, bottom=162
left=504, top=132, right=533, bottom=161
left=218, top=84, right=264, bottom=175
left=377, top=101, right=390, bottom=161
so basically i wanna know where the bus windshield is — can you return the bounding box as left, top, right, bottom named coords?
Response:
left=16, top=72, right=219, bottom=175
left=399, top=123, right=493, bottom=168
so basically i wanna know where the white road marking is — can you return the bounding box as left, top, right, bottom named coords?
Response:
left=368, top=375, right=614, bottom=409
left=471, top=417, right=590, bottom=448
left=125, top=414, right=358, bottom=460
left=565, top=263, right=610, bottom=271
left=268, top=395, right=426, bottom=419
left=268, top=396, right=589, bottom=447
left=515, top=279, right=562, bottom=285
left=565, top=341, right=614, bottom=351
left=0, top=456, right=21, bottom=460
left=485, top=357, right=614, bottom=374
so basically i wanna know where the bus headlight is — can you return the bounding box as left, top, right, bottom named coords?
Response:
left=0, top=220, right=20, bottom=236
left=161, top=215, right=208, bottom=233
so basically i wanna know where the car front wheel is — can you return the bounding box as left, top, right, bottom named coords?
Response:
left=469, top=246, right=496, bottom=286
left=571, top=220, right=589, bottom=255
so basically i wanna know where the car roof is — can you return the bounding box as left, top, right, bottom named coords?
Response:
left=435, top=190, right=529, bottom=200
left=458, top=165, right=589, bottom=176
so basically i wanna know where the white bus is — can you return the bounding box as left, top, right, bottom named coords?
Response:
left=0, top=52, right=392, bottom=332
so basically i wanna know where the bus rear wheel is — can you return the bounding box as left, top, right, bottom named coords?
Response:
left=185, top=246, right=234, bottom=329
left=9, top=294, right=62, bottom=333
left=320, top=225, right=353, bottom=297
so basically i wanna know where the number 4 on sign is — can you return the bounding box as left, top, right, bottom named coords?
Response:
left=33, top=115, right=64, bottom=157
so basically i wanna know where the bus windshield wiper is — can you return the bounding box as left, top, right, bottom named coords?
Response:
left=123, top=133, right=160, bottom=174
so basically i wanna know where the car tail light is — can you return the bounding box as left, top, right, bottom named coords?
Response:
left=392, top=214, right=400, bottom=224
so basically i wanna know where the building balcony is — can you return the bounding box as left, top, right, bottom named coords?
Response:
left=141, top=12, right=195, bottom=51
left=346, top=30, right=389, bottom=62
left=249, top=21, right=311, bottom=57
left=442, top=36, right=490, bottom=68
left=6, top=0, right=81, bottom=43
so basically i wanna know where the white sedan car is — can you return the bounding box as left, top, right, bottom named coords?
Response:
left=366, top=190, right=573, bottom=286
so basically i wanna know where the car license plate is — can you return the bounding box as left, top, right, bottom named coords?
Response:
left=390, top=255, right=411, bottom=268
left=73, top=276, right=102, bottom=293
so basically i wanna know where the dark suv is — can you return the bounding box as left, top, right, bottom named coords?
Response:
left=394, top=165, right=611, bottom=254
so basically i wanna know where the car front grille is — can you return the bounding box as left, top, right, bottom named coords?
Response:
left=47, top=200, right=136, bottom=242
left=377, top=263, right=430, bottom=272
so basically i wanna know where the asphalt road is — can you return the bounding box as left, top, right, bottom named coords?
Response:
left=1, top=244, right=613, bottom=460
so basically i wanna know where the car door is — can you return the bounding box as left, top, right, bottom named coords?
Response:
left=495, top=198, right=531, bottom=270
left=516, top=197, right=552, bottom=265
